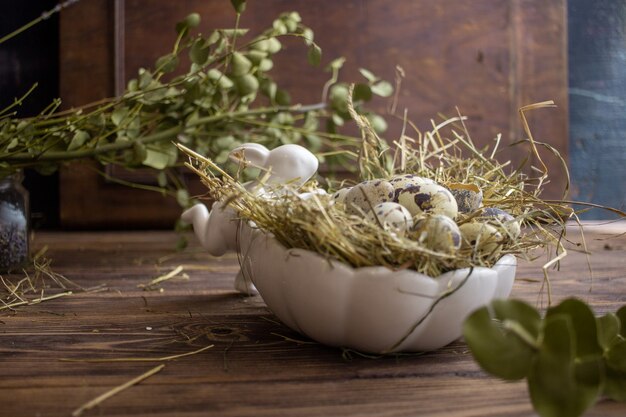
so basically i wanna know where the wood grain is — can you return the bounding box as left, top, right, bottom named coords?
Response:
left=58, top=0, right=568, bottom=228
left=0, top=225, right=624, bottom=416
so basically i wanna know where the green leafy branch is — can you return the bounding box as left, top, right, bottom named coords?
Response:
left=463, top=298, right=626, bottom=417
left=0, top=1, right=394, bottom=208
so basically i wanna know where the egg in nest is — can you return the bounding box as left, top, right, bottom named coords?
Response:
left=366, top=202, right=413, bottom=236
left=395, top=183, right=458, bottom=219
left=344, top=180, right=394, bottom=215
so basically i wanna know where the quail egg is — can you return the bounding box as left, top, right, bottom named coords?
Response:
left=477, top=207, right=521, bottom=240
left=396, top=183, right=458, bottom=219
left=332, top=187, right=352, bottom=205
left=344, top=180, right=394, bottom=215
left=459, top=222, right=503, bottom=257
left=366, top=202, right=413, bottom=236
left=389, top=174, right=436, bottom=202
left=411, top=214, right=462, bottom=254
left=448, top=183, right=483, bottom=213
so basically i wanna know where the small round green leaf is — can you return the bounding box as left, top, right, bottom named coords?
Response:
left=307, top=44, right=322, bottom=67
left=189, top=38, right=210, bottom=65
left=352, top=83, right=372, bottom=102
left=359, top=68, right=379, bottom=83
left=258, top=58, right=273, bottom=72
left=604, top=364, right=626, bottom=401
left=371, top=80, right=394, bottom=97
left=230, top=0, right=246, bottom=13
left=367, top=114, right=388, bottom=133
left=231, top=52, right=252, bottom=76
left=546, top=298, right=602, bottom=357
left=266, top=37, right=282, bottom=54
left=184, top=13, right=201, bottom=28
left=234, top=74, right=259, bottom=96
left=155, top=53, right=179, bottom=73
left=617, top=306, right=626, bottom=338
left=275, top=89, right=291, bottom=105
left=607, top=340, right=626, bottom=372
left=597, top=313, right=620, bottom=350
left=67, top=130, right=90, bottom=151
left=528, top=315, right=602, bottom=417
left=462, top=303, right=538, bottom=381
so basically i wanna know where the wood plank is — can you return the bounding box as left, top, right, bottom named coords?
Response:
left=0, top=226, right=623, bottom=416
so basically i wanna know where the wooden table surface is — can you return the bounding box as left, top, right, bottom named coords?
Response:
left=1, top=224, right=625, bottom=417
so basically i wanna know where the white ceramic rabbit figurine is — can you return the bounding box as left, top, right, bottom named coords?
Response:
left=181, top=143, right=319, bottom=295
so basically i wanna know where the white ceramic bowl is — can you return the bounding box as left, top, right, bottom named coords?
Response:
left=238, top=224, right=516, bottom=354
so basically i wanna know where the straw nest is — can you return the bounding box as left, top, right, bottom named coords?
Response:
left=178, top=96, right=589, bottom=298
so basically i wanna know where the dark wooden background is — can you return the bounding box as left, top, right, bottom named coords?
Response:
left=57, top=0, right=568, bottom=228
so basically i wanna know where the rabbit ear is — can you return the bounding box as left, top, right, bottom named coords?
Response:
left=228, top=143, right=270, bottom=168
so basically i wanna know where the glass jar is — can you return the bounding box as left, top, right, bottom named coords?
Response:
left=0, top=171, right=29, bottom=272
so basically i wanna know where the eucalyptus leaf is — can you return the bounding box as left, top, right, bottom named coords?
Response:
left=463, top=301, right=539, bottom=381
left=272, top=19, right=288, bottom=35
left=368, top=114, right=388, bottom=134
left=189, top=38, right=210, bottom=65
left=371, top=80, right=393, bottom=97
left=302, top=28, right=314, bottom=45
left=234, top=74, right=259, bottom=96
left=132, top=142, right=147, bottom=165
left=307, top=44, right=322, bottom=66
left=175, top=13, right=200, bottom=37
left=155, top=53, right=179, bottom=73
left=230, top=0, right=246, bottom=13
left=546, top=298, right=602, bottom=357
left=617, top=306, right=626, bottom=338
left=6, top=137, right=18, bottom=150
left=352, top=83, right=372, bottom=102
left=330, top=84, right=349, bottom=113
left=607, top=340, right=626, bottom=371
left=528, top=315, right=601, bottom=417
left=231, top=52, right=252, bottom=76
left=326, top=57, right=346, bottom=71
left=34, top=163, right=58, bottom=176
left=157, top=171, right=168, bottom=188
left=605, top=365, right=626, bottom=401
left=359, top=68, right=379, bottom=83
left=251, top=38, right=270, bottom=52
left=275, top=89, right=291, bottom=105
left=266, top=37, right=282, bottom=54
left=143, top=147, right=171, bottom=170
left=111, top=107, right=128, bottom=126
left=176, top=188, right=190, bottom=207
left=331, top=113, right=344, bottom=127
left=258, top=59, right=273, bottom=72
left=67, top=130, right=90, bottom=151
left=597, top=313, right=620, bottom=350
left=245, top=50, right=268, bottom=65
left=175, top=235, right=188, bottom=251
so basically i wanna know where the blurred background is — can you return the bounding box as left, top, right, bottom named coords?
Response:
left=0, top=0, right=623, bottom=229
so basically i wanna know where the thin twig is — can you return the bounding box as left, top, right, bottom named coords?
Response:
left=60, top=344, right=214, bottom=363
left=71, top=364, right=165, bottom=417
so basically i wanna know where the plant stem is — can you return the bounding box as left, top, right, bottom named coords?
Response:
left=1, top=103, right=328, bottom=162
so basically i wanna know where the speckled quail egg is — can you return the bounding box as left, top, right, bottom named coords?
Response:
left=411, top=215, right=462, bottom=254
left=331, top=187, right=352, bottom=205
left=396, top=183, right=458, bottom=219
left=477, top=207, right=521, bottom=240
left=459, top=222, right=503, bottom=257
left=448, top=183, right=483, bottom=213
left=344, top=180, right=394, bottom=215
left=366, top=202, right=413, bottom=236
left=389, top=174, right=436, bottom=202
